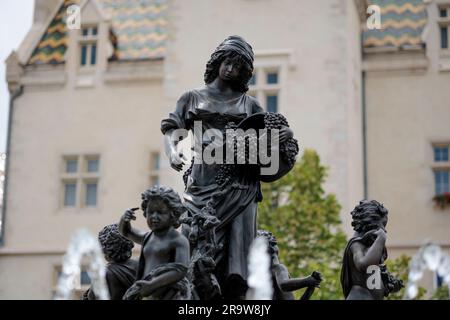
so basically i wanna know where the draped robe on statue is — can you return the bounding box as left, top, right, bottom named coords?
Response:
left=161, top=88, right=263, bottom=295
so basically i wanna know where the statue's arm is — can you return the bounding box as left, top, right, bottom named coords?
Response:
left=351, top=230, right=387, bottom=272
left=162, top=92, right=190, bottom=172
left=118, top=208, right=146, bottom=245
left=279, top=269, right=321, bottom=292
left=279, top=277, right=311, bottom=292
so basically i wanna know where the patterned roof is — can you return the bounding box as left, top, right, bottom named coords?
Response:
left=363, top=0, right=427, bottom=49
left=28, top=0, right=168, bottom=65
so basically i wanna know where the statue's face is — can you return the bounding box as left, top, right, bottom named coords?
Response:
left=145, top=201, right=173, bottom=231
left=378, top=215, right=388, bottom=230
left=218, top=57, right=242, bottom=82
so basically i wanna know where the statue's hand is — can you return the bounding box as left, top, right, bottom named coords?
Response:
left=135, top=280, right=154, bottom=297
left=169, top=149, right=187, bottom=172
left=122, top=207, right=138, bottom=223
left=373, top=228, right=387, bottom=242
left=123, top=283, right=142, bottom=300
left=306, top=273, right=322, bottom=288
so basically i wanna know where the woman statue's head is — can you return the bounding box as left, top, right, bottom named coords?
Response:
left=204, top=35, right=254, bottom=93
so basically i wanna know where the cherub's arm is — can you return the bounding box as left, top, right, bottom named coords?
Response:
left=351, top=229, right=387, bottom=272
left=280, top=277, right=318, bottom=292
left=118, top=208, right=146, bottom=245
left=278, top=268, right=321, bottom=292
left=136, top=235, right=190, bottom=297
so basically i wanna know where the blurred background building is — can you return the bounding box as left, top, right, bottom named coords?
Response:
left=0, top=0, right=449, bottom=298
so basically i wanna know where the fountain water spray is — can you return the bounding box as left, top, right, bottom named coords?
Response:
left=404, top=243, right=450, bottom=299
left=54, top=229, right=110, bottom=300
left=246, top=236, right=273, bottom=300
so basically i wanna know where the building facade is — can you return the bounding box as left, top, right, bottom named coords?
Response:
left=0, top=0, right=448, bottom=298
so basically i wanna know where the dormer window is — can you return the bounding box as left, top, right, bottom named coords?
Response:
left=438, top=6, right=450, bottom=50
left=80, top=26, right=98, bottom=67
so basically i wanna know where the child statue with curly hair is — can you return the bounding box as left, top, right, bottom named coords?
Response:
left=340, top=200, right=403, bottom=300
left=118, top=185, right=190, bottom=300
left=83, top=224, right=138, bottom=300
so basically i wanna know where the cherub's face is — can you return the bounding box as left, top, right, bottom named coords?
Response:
left=378, top=215, right=388, bottom=231
left=219, top=57, right=242, bottom=82
left=145, top=201, right=173, bottom=231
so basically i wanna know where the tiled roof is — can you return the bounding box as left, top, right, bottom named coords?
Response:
left=28, top=0, right=168, bottom=65
left=362, top=0, right=427, bottom=49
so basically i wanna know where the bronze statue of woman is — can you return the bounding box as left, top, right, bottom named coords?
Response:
left=161, top=36, right=293, bottom=299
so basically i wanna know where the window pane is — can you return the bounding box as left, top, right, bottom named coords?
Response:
left=440, top=9, right=448, bottom=18
left=436, top=171, right=442, bottom=184
left=92, top=27, right=98, bottom=36
left=80, top=271, right=91, bottom=285
left=64, top=183, right=76, bottom=206
left=249, top=73, right=256, bottom=86
left=441, top=27, right=448, bottom=49
left=66, top=159, right=77, bottom=173
left=81, top=45, right=87, bottom=65
left=90, top=44, right=97, bottom=65
left=434, top=147, right=441, bottom=161
left=87, top=159, right=99, bottom=173
left=434, top=146, right=449, bottom=161
left=443, top=147, right=449, bottom=161
left=85, top=182, right=97, bottom=206
left=267, top=72, right=278, bottom=84
left=82, top=28, right=88, bottom=36
left=266, top=95, right=278, bottom=113
left=435, top=171, right=450, bottom=195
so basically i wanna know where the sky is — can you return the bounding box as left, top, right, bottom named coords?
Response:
left=0, top=1, right=34, bottom=153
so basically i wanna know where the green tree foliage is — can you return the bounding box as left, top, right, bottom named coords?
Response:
left=258, top=149, right=347, bottom=299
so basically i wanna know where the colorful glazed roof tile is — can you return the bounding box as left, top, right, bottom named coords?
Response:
left=363, top=0, right=427, bottom=49
left=28, top=0, right=168, bottom=65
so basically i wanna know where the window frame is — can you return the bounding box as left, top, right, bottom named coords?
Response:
left=60, top=155, right=101, bottom=211
left=79, top=25, right=98, bottom=68
left=432, top=143, right=450, bottom=197
left=248, top=67, right=281, bottom=113
left=438, top=5, right=450, bottom=53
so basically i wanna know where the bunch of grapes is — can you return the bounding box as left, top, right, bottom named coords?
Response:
left=280, top=138, right=299, bottom=167
left=215, top=122, right=238, bottom=187
left=215, top=164, right=236, bottom=186
left=264, top=112, right=289, bottom=129
left=264, top=112, right=299, bottom=167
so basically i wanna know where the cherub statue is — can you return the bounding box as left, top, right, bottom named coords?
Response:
left=340, top=200, right=403, bottom=300
left=258, top=230, right=322, bottom=300
left=118, top=186, right=190, bottom=300
left=83, top=224, right=138, bottom=300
